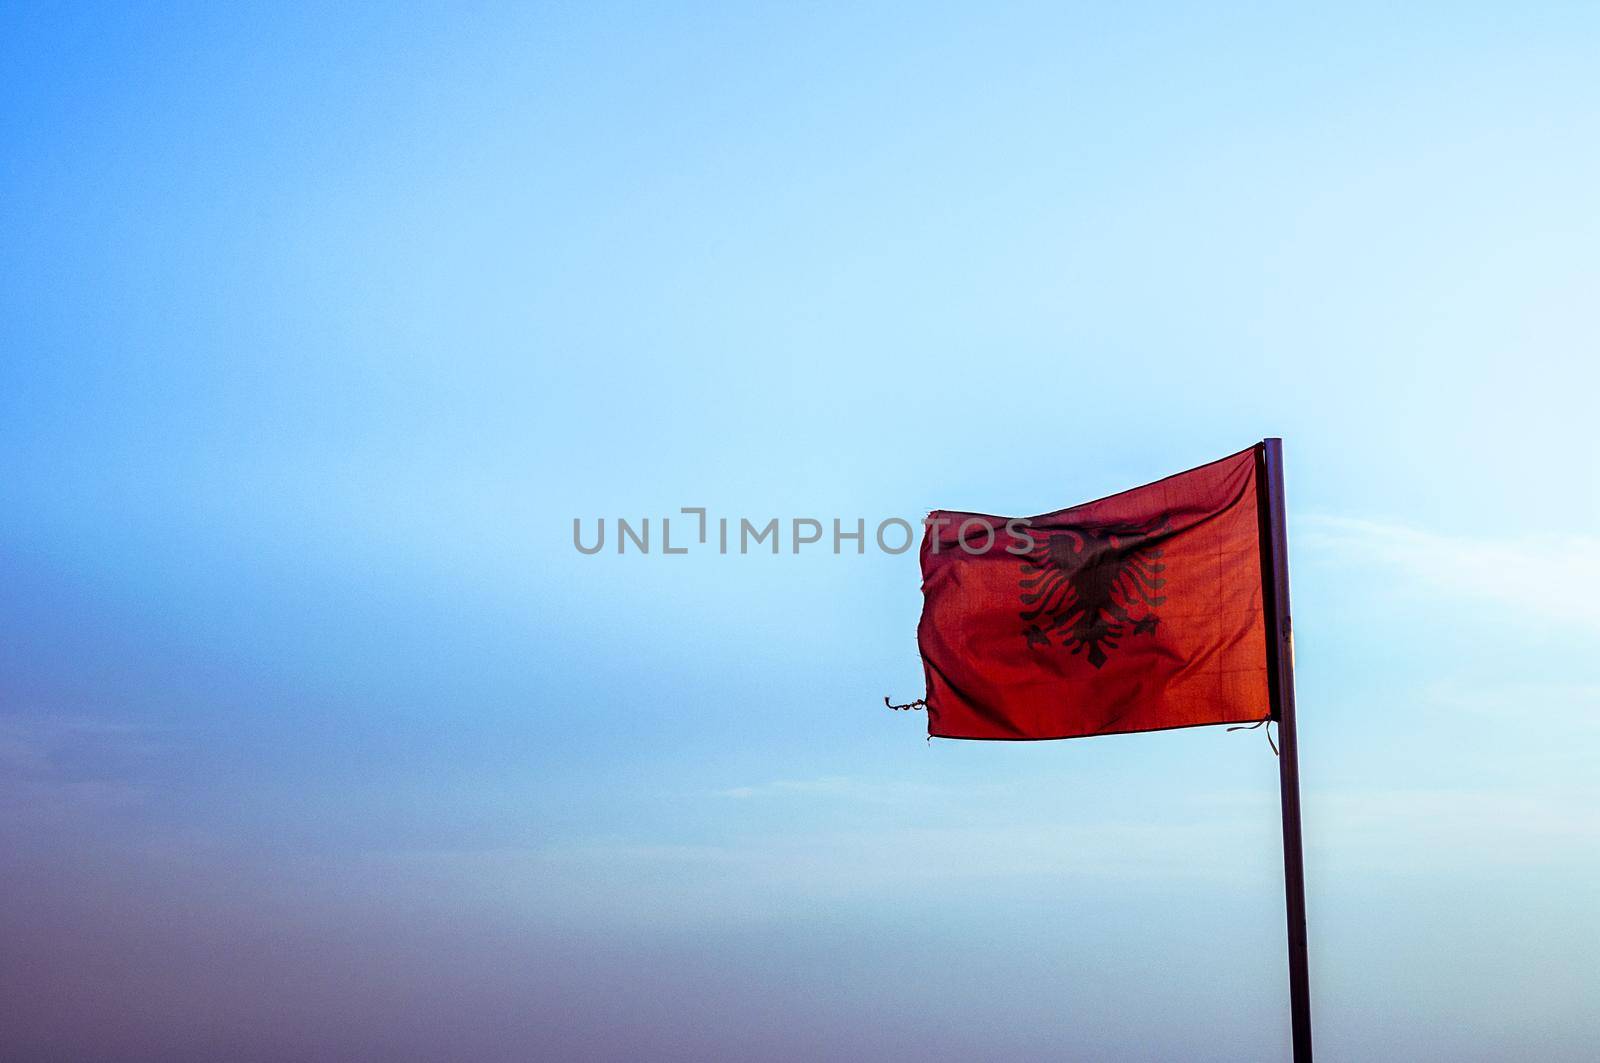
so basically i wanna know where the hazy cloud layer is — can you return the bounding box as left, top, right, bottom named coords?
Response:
left=1300, top=515, right=1600, bottom=629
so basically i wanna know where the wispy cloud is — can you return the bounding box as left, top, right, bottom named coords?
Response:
left=1312, top=786, right=1600, bottom=874
left=0, top=714, right=160, bottom=767
left=713, top=776, right=953, bottom=802
left=0, top=714, right=159, bottom=827
left=374, top=811, right=1283, bottom=927
left=1420, top=679, right=1599, bottom=729
left=1299, top=515, right=1600, bottom=629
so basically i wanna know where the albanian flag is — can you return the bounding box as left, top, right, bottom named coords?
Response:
left=917, top=444, right=1272, bottom=740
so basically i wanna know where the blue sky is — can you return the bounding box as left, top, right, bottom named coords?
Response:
left=2, top=4, right=1596, bottom=1060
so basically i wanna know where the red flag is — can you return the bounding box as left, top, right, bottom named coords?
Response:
left=917, top=445, right=1271, bottom=740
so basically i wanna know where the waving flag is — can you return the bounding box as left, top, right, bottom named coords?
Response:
left=905, top=440, right=1313, bottom=1061
left=917, top=444, right=1271, bottom=740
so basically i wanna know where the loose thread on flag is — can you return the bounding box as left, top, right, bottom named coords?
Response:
left=1227, top=717, right=1278, bottom=756
left=884, top=696, right=927, bottom=711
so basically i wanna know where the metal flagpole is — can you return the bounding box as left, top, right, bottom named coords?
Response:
left=1260, top=437, right=1313, bottom=1061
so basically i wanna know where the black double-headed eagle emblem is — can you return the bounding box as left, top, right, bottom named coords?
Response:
left=1019, top=519, right=1170, bottom=667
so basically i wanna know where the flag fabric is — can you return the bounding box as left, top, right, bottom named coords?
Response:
left=917, top=445, right=1272, bottom=740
